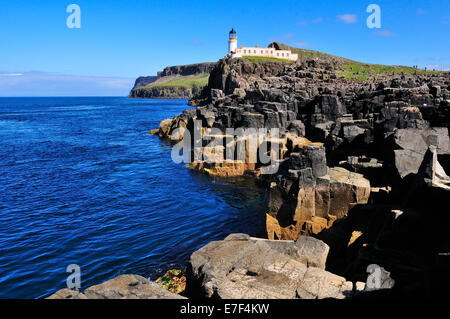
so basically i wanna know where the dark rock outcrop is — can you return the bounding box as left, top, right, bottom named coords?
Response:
left=155, top=57, right=449, bottom=240
left=157, top=63, right=216, bottom=77
left=152, top=56, right=449, bottom=298
left=186, top=233, right=361, bottom=299
left=130, top=85, right=204, bottom=99
left=48, top=274, right=186, bottom=299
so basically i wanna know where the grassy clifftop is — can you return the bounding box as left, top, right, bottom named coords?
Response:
left=269, top=42, right=355, bottom=64
left=269, top=42, right=445, bottom=81
left=337, top=63, right=442, bottom=81
left=129, top=73, right=210, bottom=99
left=141, top=72, right=209, bottom=89
left=129, top=63, right=215, bottom=99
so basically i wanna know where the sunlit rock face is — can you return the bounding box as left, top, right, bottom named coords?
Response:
left=266, top=167, right=370, bottom=240
left=186, top=233, right=360, bottom=299
left=47, top=274, right=187, bottom=299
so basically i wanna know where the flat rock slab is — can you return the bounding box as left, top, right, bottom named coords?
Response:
left=47, top=274, right=186, bottom=299
left=187, top=233, right=354, bottom=299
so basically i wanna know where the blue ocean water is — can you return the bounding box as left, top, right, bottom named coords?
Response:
left=0, top=97, right=267, bottom=299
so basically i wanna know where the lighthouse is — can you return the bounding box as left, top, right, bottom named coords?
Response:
left=226, top=29, right=298, bottom=61
left=228, top=28, right=237, bottom=54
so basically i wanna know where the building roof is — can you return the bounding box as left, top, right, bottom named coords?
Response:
left=229, top=28, right=236, bottom=34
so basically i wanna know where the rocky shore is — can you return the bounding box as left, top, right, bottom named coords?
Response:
left=50, top=55, right=450, bottom=299
left=48, top=234, right=366, bottom=299
left=151, top=56, right=450, bottom=298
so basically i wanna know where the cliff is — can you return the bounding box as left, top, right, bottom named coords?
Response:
left=156, top=63, right=217, bottom=77
left=49, top=46, right=450, bottom=298
left=129, top=62, right=216, bottom=99
left=153, top=46, right=450, bottom=297
left=131, top=76, right=158, bottom=89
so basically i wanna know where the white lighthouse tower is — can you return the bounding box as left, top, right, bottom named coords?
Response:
left=228, top=28, right=237, bottom=55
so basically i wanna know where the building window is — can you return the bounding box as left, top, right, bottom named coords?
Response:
left=243, top=49, right=246, bottom=54
left=254, top=50, right=256, bottom=54
left=286, top=53, right=289, bottom=57
left=271, top=50, right=273, bottom=54
left=281, top=53, right=284, bottom=57
left=277, top=53, right=279, bottom=56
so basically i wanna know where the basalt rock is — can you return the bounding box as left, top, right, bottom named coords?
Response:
left=152, top=57, right=449, bottom=269
left=314, top=147, right=450, bottom=298
left=267, top=167, right=370, bottom=240
left=387, top=127, right=450, bottom=179
left=130, top=86, right=204, bottom=99
left=186, top=233, right=358, bottom=299
left=48, top=274, right=187, bottom=299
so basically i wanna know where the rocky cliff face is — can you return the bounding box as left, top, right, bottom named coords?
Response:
left=131, top=76, right=158, bottom=90
left=186, top=233, right=362, bottom=299
left=129, top=62, right=216, bottom=99
left=157, top=57, right=449, bottom=237
left=154, top=57, right=450, bottom=297
left=157, top=62, right=216, bottom=77
left=129, top=85, right=204, bottom=99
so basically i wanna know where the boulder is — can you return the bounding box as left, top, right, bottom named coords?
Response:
left=288, top=145, right=327, bottom=179
left=47, top=274, right=186, bottom=299
left=186, top=234, right=355, bottom=299
left=314, top=95, right=346, bottom=121
left=210, top=89, right=225, bottom=101
left=288, top=120, right=306, bottom=137
left=377, top=106, right=429, bottom=132
left=241, top=112, right=265, bottom=128
left=340, top=119, right=370, bottom=144
left=391, top=128, right=450, bottom=178
left=197, top=107, right=216, bottom=128
left=158, top=118, right=174, bottom=138
left=47, top=288, right=87, bottom=299
left=267, top=167, right=370, bottom=240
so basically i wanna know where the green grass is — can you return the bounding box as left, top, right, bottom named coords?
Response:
left=337, top=62, right=444, bottom=81
left=242, top=55, right=294, bottom=64
left=271, top=42, right=448, bottom=81
left=269, top=42, right=355, bottom=65
left=143, top=72, right=210, bottom=88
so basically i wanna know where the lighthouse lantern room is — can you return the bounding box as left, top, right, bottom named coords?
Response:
left=228, top=28, right=238, bottom=54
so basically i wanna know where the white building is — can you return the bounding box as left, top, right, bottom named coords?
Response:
left=227, top=28, right=298, bottom=61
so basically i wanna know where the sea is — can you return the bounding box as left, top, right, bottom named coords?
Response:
left=0, top=97, right=267, bottom=298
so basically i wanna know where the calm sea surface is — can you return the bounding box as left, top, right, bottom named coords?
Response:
left=0, top=97, right=267, bottom=298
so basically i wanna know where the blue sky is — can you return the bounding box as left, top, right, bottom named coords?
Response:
left=0, top=0, right=449, bottom=96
